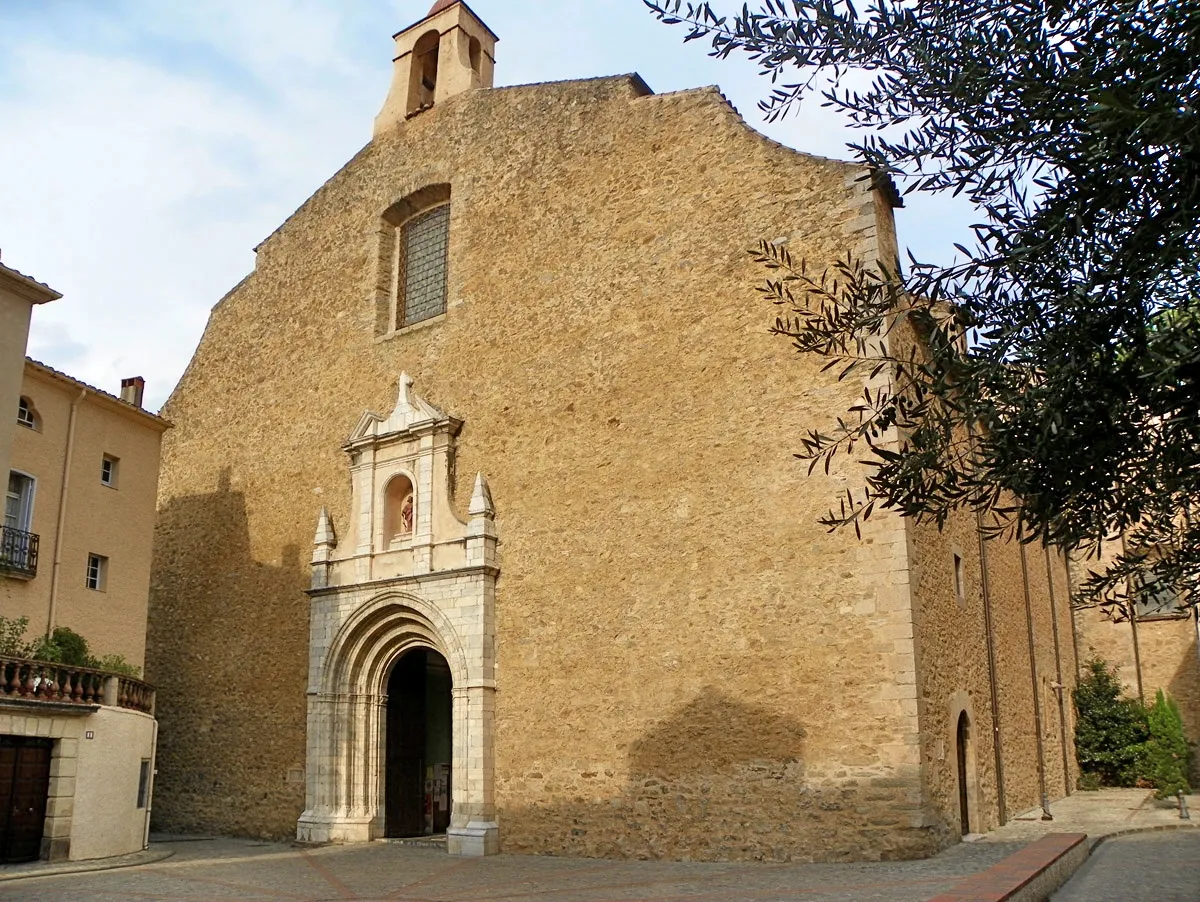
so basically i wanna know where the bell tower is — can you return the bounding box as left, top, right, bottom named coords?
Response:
left=374, top=1, right=498, bottom=136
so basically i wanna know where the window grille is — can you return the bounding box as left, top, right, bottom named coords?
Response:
left=1134, top=574, right=1185, bottom=619
left=399, top=204, right=450, bottom=327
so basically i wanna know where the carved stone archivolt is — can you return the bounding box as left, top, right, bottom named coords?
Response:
left=298, top=374, right=499, bottom=856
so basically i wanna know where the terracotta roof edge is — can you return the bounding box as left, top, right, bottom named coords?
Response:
left=0, top=263, right=62, bottom=304
left=24, top=358, right=172, bottom=429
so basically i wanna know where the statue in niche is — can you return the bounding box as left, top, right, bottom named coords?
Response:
left=400, top=493, right=414, bottom=534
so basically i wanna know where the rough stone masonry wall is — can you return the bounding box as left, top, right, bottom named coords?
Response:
left=148, top=76, right=931, bottom=860
left=912, top=508, right=1075, bottom=844
left=912, top=502, right=1077, bottom=841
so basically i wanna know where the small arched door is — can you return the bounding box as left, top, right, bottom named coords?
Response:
left=385, top=648, right=453, bottom=837
left=956, top=711, right=973, bottom=835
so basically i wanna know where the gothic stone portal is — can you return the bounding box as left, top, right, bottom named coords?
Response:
left=297, top=374, right=499, bottom=856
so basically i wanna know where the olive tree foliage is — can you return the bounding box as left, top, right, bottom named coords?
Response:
left=646, top=0, right=1200, bottom=613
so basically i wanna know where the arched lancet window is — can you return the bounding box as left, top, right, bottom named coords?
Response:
left=396, top=204, right=450, bottom=327
left=384, top=474, right=415, bottom=548
left=375, top=185, right=452, bottom=335
left=16, top=397, right=38, bottom=430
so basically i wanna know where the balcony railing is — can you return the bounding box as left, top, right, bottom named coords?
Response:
left=0, top=655, right=155, bottom=714
left=0, top=527, right=38, bottom=579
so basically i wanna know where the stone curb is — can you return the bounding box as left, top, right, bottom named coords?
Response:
left=929, top=823, right=1200, bottom=902
left=1085, top=821, right=1198, bottom=850
left=928, top=833, right=1088, bottom=902
left=0, top=847, right=174, bottom=882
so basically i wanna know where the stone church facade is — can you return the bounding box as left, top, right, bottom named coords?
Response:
left=147, top=1, right=1078, bottom=861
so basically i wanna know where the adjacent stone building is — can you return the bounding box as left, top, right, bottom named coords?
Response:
left=147, top=1, right=1079, bottom=861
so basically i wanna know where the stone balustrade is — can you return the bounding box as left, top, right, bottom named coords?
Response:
left=0, top=655, right=154, bottom=714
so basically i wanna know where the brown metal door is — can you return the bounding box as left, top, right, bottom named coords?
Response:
left=0, top=736, right=52, bottom=863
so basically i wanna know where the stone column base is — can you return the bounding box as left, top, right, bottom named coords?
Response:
left=447, top=821, right=499, bottom=856
left=297, top=810, right=377, bottom=844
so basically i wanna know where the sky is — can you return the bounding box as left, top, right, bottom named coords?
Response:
left=0, top=0, right=975, bottom=413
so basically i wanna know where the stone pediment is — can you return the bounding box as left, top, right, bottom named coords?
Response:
left=345, top=372, right=459, bottom=448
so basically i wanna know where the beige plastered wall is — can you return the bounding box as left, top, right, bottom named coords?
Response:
left=0, top=292, right=36, bottom=481
left=2, top=364, right=166, bottom=667
left=148, top=76, right=935, bottom=861
left=0, top=704, right=154, bottom=861
left=72, top=706, right=156, bottom=859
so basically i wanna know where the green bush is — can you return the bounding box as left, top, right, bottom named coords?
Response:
left=49, top=627, right=90, bottom=667
left=1141, top=689, right=1191, bottom=799
left=0, top=615, right=140, bottom=677
left=90, top=655, right=141, bottom=678
left=1074, top=658, right=1149, bottom=787
left=0, top=615, right=31, bottom=657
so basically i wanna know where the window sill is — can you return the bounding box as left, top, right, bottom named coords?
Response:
left=375, top=313, right=446, bottom=343
left=1135, top=612, right=1191, bottom=623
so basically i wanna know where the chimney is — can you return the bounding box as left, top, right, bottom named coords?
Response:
left=120, top=377, right=145, bottom=408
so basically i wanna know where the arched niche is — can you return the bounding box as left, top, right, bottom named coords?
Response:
left=407, top=30, right=441, bottom=115
left=383, top=473, right=415, bottom=548
left=468, top=36, right=482, bottom=77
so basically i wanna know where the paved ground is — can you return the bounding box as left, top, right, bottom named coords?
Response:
left=0, top=791, right=1193, bottom=901
left=1052, top=830, right=1200, bottom=901
left=0, top=837, right=1026, bottom=902
left=981, top=788, right=1192, bottom=844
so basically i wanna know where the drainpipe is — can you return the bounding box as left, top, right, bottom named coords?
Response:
left=1194, top=608, right=1200, bottom=683
left=1044, top=545, right=1071, bottom=797
left=976, top=513, right=1006, bottom=825
left=1119, top=534, right=1146, bottom=702
left=1019, top=537, right=1052, bottom=820
left=46, top=387, right=86, bottom=638
left=1064, top=558, right=1083, bottom=680
left=143, top=717, right=159, bottom=850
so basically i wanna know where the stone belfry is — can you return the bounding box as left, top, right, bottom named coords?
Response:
left=374, top=0, right=498, bottom=135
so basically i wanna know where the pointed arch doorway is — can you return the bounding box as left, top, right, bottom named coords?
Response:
left=386, top=648, right=453, bottom=838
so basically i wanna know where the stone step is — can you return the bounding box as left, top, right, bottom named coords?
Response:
left=377, top=835, right=447, bottom=851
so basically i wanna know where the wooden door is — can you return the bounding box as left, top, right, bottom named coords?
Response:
left=0, top=736, right=52, bottom=863
left=956, top=713, right=971, bottom=835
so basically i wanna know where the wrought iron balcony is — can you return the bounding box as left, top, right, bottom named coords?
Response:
left=0, top=527, right=39, bottom=579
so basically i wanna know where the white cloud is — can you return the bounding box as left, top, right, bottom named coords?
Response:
left=0, top=0, right=975, bottom=413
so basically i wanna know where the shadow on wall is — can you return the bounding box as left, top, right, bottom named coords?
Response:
left=500, top=688, right=935, bottom=863
left=1166, top=622, right=1200, bottom=783
left=146, top=468, right=310, bottom=837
